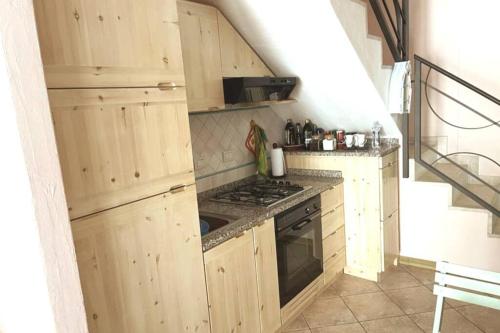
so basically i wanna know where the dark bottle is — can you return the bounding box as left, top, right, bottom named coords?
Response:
left=295, top=122, right=303, bottom=145
left=284, top=119, right=296, bottom=145
left=303, top=119, right=313, bottom=150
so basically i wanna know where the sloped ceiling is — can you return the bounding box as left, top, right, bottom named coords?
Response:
left=195, top=0, right=400, bottom=137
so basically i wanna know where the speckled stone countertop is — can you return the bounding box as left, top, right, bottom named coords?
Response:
left=198, top=170, right=343, bottom=252
left=284, top=140, right=400, bottom=157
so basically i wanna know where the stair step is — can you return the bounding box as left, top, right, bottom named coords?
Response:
left=453, top=184, right=498, bottom=210
left=416, top=162, right=468, bottom=184
left=492, top=216, right=500, bottom=237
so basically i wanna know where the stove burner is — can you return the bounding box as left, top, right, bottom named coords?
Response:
left=211, top=179, right=309, bottom=207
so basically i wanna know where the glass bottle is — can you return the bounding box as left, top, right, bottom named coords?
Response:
left=303, top=119, right=313, bottom=150
left=372, top=121, right=382, bottom=148
left=295, top=123, right=303, bottom=145
left=284, top=119, right=296, bottom=145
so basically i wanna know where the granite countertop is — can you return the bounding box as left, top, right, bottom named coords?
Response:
left=284, top=141, right=400, bottom=157
left=198, top=170, right=343, bottom=252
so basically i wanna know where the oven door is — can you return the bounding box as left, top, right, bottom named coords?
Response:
left=276, top=211, right=323, bottom=307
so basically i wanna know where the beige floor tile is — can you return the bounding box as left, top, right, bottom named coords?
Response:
left=386, top=285, right=447, bottom=315
left=311, top=322, right=365, bottom=333
left=302, top=298, right=357, bottom=328
left=456, top=305, right=500, bottom=333
left=377, top=271, right=421, bottom=291
left=361, top=316, right=423, bottom=333
left=283, top=315, right=310, bottom=332
left=342, top=292, right=404, bottom=321
left=323, top=274, right=380, bottom=297
left=404, top=265, right=436, bottom=285
left=409, top=308, right=482, bottom=333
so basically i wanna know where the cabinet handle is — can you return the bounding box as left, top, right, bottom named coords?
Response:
left=330, top=252, right=338, bottom=259
left=170, top=184, right=186, bottom=193
left=329, top=230, right=338, bottom=237
left=208, top=106, right=220, bottom=111
left=157, top=82, right=177, bottom=90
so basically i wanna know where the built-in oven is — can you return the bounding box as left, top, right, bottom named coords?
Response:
left=275, top=195, right=323, bottom=307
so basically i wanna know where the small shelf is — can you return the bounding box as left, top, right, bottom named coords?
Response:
left=188, top=99, right=297, bottom=115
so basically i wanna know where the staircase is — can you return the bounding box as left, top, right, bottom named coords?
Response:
left=332, top=0, right=500, bottom=271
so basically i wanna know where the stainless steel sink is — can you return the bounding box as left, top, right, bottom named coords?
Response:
left=199, top=212, right=238, bottom=235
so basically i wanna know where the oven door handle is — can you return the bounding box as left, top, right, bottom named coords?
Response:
left=291, top=218, right=312, bottom=230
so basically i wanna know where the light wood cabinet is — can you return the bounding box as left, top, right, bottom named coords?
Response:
left=34, top=0, right=185, bottom=88
left=177, top=1, right=225, bottom=112
left=49, top=87, right=194, bottom=219
left=321, top=185, right=346, bottom=286
left=253, top=219, right=281, bottom=333
left=71, top=186, right=210, bottom=333
left=217, top=11, right=273, bottom=77
left=204, top=218, right=281, bottom=333
left=204, top=230, right=261, bottom=333
left=285, top=151, right=400, bottom=282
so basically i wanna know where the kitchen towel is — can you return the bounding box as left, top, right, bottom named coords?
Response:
left=271, top=147, right=285, bottom=177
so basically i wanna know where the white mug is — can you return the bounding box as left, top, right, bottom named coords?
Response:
left=345, top=134, right=354, bottom=148
left=354, top=133, right=367, bottom=148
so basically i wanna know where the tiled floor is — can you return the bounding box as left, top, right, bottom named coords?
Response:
left=283, top=265, right=500, bottom=333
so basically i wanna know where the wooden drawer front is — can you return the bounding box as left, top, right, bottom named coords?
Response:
left=324, top=248, right=346, bottom=286
left=321, top=184, right=344, bottom=215
left=49, top=87, right=194, bottom=219
left=379, top=151, right=398, bottom=169
left=323, top=226, right=345, bottom=261
left=322, top=205, right=344, bottom=239
left=380, top=160, right=399, bottom=221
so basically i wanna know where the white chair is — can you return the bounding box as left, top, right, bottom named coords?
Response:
left=432, top=261, right=500, bottom=333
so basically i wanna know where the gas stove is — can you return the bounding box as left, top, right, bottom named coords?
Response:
left=210, top=179, right=310, bottom=207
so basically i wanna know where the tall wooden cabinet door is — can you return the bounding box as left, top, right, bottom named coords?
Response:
left=253, top=219, right=281, bottom=333
left=178, top=1, right=225, bottom=112
left=204, top=231, right=261, bottom=333
left=71, top=186, right=210, bottom=333
left=217, top=11, right=273, bottom=77
left=379, top=159, right=399, bottom=221
left=34, top=0, right=185, bottom=88
left=49, top=87, right=194, bottom=219
left=381, top=210, right=400, bottom=270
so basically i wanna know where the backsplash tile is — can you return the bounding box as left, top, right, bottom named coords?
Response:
left=189, top=108, right=284, bottom=179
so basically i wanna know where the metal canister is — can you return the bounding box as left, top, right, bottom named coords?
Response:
left=335, top=129, right=345, bottom=149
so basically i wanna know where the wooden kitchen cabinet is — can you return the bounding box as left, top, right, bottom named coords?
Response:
left=285, top=150, right=400, bottom=282
left=253, top=219, right=281, bottom=333
left=71, top=185, right=210, bottom=333
left=204, top=231, right=261, bottom=333
left=217, top=11, right=273, bottom=77
left=49, top=87, right=194, bottom=219
left=321, top=185, right=346, bottom=286
left=204, top=218, right=281, bottom=333
left=34, top=0, right=185, bottom=88
left=177, top=1, right=225, bottom=112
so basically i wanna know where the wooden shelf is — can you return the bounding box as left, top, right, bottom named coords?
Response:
left=188, top=99, right=297, bottom=115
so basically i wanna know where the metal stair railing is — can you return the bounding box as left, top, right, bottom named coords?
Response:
left=414, top=55, right=500, bottom=217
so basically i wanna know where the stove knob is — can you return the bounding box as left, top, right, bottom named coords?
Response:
left=313, top=204, right=318, bottom=210
left=305, top=207, right=310, bottom=214
left=279, top=181, right=284, bottom=185
left=272, top=180, right=278, bottom=185
left=286, top=181, right=291, bottom=186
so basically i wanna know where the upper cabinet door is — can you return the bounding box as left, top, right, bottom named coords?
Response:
left=217, top=12, right=273, bottom=77
left=49, top=87, right=194, bottom=219
left=178, top=1, right=225, bottom=112
left=34, top=0, right=185, bottom=88
left=72, top=186, right=210, bottom=333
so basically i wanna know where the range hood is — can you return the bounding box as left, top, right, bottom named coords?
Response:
left=223, top=77, right=297, bottom=105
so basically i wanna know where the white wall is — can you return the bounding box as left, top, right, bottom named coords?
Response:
left=203, top=0, right=400, bottom=137
left=410, top=0, right=500, bottom=176
left=0, top=1, right=88, bottom=332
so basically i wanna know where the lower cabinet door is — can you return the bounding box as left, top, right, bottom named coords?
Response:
left=253, top=219, right=281, bottom=333
left=381, top=210, right=400, bottom=271
left=71, top=185, right=210, bottom=333
left=204, top=231, right=261, bottom=333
